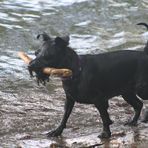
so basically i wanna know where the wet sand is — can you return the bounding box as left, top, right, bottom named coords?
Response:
left=0, top=77, right=148, bottom=147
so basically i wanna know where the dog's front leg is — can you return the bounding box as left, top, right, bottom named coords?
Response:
left=95, top=100, right=113, bottom=138
left=47, top=97, right=75, bottom=137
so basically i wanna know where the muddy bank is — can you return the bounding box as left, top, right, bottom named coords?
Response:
left=0, top=76, right=148, bottom=147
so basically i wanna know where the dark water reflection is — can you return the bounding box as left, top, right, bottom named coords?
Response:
left=0, top=0, right=148, bottom=147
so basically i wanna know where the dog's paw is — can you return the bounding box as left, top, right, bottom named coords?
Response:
left=141, top=119, right=148, bottom=123
left=124, top=120, right=138, bottom=126
left=98, top=131, right=111, bottom=139
left=47, top=127, right=63, bottom=137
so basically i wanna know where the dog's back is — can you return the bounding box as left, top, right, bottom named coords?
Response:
left=70, top=50, right=148, bottom=102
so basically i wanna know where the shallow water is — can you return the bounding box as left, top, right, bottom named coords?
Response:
left=0, top=0, right=148, bottom=147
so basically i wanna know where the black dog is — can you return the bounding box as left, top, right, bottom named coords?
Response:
left=28, top=24, right=148, bottom=138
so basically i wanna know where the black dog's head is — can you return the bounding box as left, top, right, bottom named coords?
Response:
left=33, top=32, right=69, bottom=67
left=28, top=32, right=70, bottom=84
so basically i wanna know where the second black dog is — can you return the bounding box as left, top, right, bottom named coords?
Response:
left=28, top=25, right=148, bottom=138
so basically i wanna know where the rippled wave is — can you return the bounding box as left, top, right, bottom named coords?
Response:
left=0, top=0, right=148, bottom=85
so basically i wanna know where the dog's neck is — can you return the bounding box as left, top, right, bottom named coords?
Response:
left=59, top=47, right=82, bottom=80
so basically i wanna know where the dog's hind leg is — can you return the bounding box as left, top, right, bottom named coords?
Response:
left=136, top=86, right=148, bottom=123
left=95, top=100, right=113, bottom=138
left=122, top=92, right=143, bottom=126
left=47, top=97, right=75, bottom=137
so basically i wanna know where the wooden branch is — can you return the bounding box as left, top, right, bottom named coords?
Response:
left=18, top=51, right=32, bottom=64
left=18, top=51, right=72, bottom=77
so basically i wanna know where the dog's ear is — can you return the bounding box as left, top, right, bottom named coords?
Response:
left=37, top=32, right=50, bottom=41
left=55, top=36, right=69, bottom=47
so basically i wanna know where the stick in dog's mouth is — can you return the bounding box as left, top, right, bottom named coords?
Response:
left=18, top=51, right=72, bottom=77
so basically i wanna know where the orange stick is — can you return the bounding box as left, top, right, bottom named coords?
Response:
left=18, top=51, right=32, bottom=64
left=18, top=51, right=72, bottom=77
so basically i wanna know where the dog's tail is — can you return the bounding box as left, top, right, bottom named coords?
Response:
left=137, top=22, right=148, bottom=55
left=137, top=22, right=148, bottom=30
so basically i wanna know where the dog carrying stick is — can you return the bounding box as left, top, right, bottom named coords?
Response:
left=18, top=51, right=72, bottom=77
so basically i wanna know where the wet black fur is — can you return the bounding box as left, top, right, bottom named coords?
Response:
left=29, top=24, right=148, bottom=138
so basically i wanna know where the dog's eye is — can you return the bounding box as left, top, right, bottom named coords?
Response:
left=35, top=49, right=41, bottom=56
